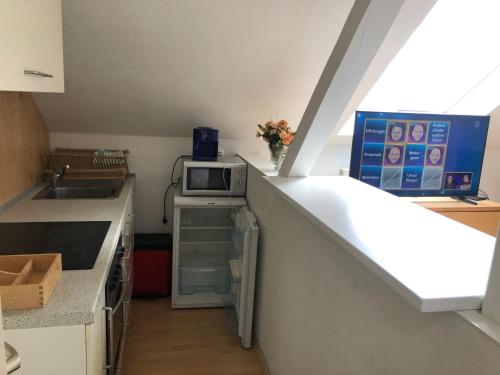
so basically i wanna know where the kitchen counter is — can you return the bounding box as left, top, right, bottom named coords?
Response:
left=263, top=176, right=496, bottom=312
left=0, top=177, right=134, bottom=329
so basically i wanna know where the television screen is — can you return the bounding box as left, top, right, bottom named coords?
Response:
left=349, top=111, right=490, bottom=197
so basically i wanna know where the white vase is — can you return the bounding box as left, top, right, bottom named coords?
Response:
left=269, top=144, right=287, bottom=170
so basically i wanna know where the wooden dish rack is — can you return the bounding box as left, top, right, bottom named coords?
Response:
left=0, top=254, right=62, bottom=310
left=46, top=148, right=130, bottom=180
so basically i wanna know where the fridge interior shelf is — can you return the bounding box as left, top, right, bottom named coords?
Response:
left=181, top=208, right=234, bottom=228
left=179, top=249, right=228, bottom=268
left=179, top=267, right=230, bottom=295
left=180, top=242, right=234, bottom=253
left=180, top=228, right=232, bottom=244
left=180, top=226, right=232, bottom=230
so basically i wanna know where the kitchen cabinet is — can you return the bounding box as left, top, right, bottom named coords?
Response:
left=0, top=307, right=5, bottom=375
left=3, top=287, right=105, bottom=375
left=0, top=297, right=21, bottom=375
left=408, top=198, right=500, bottom=236
left=4, top=325, right=87, bottom=375
left=0, top=0, right=64, bottom=93
left=123, top=194, right=135, bottom=328
left=85, top=288, right=106, bottom=375
left=2, top=185, right=135, bottom=375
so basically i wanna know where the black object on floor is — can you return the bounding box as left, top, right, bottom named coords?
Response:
left=0, top=221, right=111, bottom=270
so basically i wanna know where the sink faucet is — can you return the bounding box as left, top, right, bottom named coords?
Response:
left=52, top=165, right=70, bottom=188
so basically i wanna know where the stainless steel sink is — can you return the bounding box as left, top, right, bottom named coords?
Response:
left=33, top=179, right=124, bottom=200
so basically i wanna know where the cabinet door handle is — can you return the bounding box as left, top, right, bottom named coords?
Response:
left=24, top=70, right=53, bottom=78
left=5, top=342, right=21, bottom=374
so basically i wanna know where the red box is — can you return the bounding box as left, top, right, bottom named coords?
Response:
left=133, top=234, right=172, bottom=297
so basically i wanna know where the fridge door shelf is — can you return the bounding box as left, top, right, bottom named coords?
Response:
left=229, top=259, right=242, bottom=282
left=179, top=267, right=230, bottom=295
left=231, top=229, right=245, bottom=255
left=231, top=283, right=241, bottom=316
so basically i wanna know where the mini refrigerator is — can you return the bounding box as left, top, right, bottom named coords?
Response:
left=171, top=193, right=258, bottom=348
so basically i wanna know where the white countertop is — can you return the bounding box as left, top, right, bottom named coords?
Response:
left=238, top=153, right=278, bottom=176
left=264, top=176, right=496, bottom=312
left=0, top=177, right=134, bottom=329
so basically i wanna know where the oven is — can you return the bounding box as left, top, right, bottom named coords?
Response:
left=103, top=237, right=129, bottom=375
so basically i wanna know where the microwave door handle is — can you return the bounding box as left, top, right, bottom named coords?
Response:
left=222, top=167, right=231, bottom=191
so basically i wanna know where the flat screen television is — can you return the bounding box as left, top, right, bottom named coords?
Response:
left=349, top=111, right=490, bottom=197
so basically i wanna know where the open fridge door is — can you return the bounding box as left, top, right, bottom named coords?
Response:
left=229, top=207, right=258, bottom=349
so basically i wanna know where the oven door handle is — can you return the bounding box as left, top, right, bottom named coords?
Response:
left=113, top=260, right=128, bottom=315
left=102, top=306, right=113, bottom=370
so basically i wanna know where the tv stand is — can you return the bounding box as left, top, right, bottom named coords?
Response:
left=455, top=196, right=478, bottom=206
left=402, top=197, right=500, bottom=236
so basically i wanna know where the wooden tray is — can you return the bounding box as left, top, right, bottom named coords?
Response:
left=0, top=254, right=62, bottom=310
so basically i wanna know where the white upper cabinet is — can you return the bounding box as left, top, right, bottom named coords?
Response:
left=0, top=0, right=64, bottom=93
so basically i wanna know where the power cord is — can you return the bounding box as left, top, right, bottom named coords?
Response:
left=162, top=155, right=191, bottom=224
left=478, top=188, right=490, bottom=200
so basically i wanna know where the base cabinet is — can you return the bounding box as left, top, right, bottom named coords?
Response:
left=2, top=182, right=134, bottom=374
left=414, top=199, right=500, bottom=236
left=4, top=325, right=87, bottom=375
left=86, top=289, right=106, bottom=375
left=3, top=288, right=106, bottom=375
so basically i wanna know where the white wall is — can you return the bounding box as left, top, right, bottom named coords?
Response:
left=480, top=106, right=500, bottom=201
left=35, top=0, right=354, bottom=140
left=246, top=164, right=500, bottom=375
left=310, top=143, right=351, bottom=176
left=481, top=148, right=500, bottom=201
left=50, top=132, right=267, bottom=233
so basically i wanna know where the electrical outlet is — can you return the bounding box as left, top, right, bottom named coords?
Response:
left=339, top=168, right=350, bottom=176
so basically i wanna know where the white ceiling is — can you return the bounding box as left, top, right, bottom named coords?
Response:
left=34, top=0, right=354, bottom=140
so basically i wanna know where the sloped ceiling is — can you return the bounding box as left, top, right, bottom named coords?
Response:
left=34, top=0, right=354, bottom=140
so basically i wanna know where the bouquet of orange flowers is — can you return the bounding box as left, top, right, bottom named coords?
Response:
left=256, top=120, right=295, bottom=147
left=257, top=120, right=296, bottom=169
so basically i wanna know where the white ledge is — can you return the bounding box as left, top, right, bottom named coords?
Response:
left=457, top=310, right=500, bottom=344
left=263, top=176, right=496, bottom=312
left=238, top=152, right=278, bottom=177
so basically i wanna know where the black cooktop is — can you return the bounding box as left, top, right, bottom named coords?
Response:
left=0, top=221, right=111, bottom=270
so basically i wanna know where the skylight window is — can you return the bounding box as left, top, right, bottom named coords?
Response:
left=339, top=0, right=500, bottom=136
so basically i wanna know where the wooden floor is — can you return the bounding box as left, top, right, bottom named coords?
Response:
left=122, top=298, right=264, bottom=375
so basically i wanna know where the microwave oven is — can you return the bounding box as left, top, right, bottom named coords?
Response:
left=182, top=156, right=247, bottom=196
